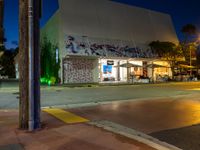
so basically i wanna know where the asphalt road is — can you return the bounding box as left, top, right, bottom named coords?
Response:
left=0, top=82, right=200, bottom=109
left=1, top=82, right=200, bottom=149
left=68, top=97, right=200, bottom=150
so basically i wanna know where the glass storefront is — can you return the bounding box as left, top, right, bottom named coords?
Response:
left=99, top=59, right=144, bottom=83
left=99, top=59, right=172, bottom=83
left=129, top=61, right=143, bottom=79
left=152, top=61, right=172, bottom=81
left=99, top=59, right=126, bottom=82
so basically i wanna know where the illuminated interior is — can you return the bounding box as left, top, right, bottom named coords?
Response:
left=99, top=59, right=145, bottom=82
left=152, top=61, right=172, bottom=81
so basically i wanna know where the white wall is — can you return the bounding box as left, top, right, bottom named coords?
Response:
left=58, top=0, right=179, bottom=52
left=40, top=10, right=63, bottom=81
left=42, top=0, right=179, bottom=83
left=41, top=10, right=60, bottom=47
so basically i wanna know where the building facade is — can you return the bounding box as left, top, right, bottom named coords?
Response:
left=41, top=0, right=179, bottom=84
left=0, top=0, right=4, bottom=46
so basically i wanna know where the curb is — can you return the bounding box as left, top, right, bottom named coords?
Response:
left=88, top=120, right=182, bottom=150
left=41, top=97, right=165, bottom=109
left=41, top=95, right=190, bottom=109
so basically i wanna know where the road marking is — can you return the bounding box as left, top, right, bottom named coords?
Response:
left=43, top=108, right=89, bottom=124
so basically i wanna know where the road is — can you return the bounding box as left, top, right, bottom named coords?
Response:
left=0, top=82, right=200, bottom=108
left=1, top=82, right=200, bottom=149
left=69, top=98, right=200, bottom=134
left=67, top=94, right=200, bottom=150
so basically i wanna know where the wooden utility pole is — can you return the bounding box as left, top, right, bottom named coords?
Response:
left=19, top=0, right=29, bottom=129
left=19, top=0, right=41, bottom=130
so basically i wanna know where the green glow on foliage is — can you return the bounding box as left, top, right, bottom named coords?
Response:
left=40, top=36, right=60, bottom=85
left=48, top=80, right=51, bottom=86
left=40, top=77, right=47, bottom=83
left=40, top=77, right=51, bottom=85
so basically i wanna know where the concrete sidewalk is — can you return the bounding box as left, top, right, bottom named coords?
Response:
left=0, top=110, right=156, bottom=150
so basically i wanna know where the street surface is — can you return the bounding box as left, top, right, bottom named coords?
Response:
left=69, top=98, right=200, bottom=134
left=67, top=97, right=200, bottom=150
left=0, top=82, right=200, bottom=108
left=1, top=82, right=200, bottom=149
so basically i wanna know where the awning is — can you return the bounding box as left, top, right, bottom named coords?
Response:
left=118, top=63, right=142, bottom=68
left=178, top=64, right=197, bottom=69
left=146, top=64, right=169, bottom=68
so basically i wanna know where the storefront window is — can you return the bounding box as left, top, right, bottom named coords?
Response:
left=102, top=65, right=115, bottom=81
left=99, top=59, right=143, bottom=82
left=98, top=59, right=172, bottom=83
left=152, top=61, right=172, bottom=81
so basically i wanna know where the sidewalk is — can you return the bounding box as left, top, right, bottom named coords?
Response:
left=0, top=110, right=155, bottom=150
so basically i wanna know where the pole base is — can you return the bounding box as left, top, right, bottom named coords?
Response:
left=28, top=120, right=34, bottom=131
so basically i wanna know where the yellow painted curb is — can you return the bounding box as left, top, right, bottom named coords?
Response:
left=43, top=108, right=89, bottom=124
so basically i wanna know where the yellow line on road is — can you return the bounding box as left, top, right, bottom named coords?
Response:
left=43, top=108, right=89, bottom=124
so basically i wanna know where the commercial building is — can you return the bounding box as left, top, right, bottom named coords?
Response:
left=41, top=0, right=179, bottom=84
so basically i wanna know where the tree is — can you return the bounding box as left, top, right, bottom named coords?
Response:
left=181, top=24, right=197, bottom=64
left=0, top=48, right=17, bottom=78
left=0, top=45, right=5, bottom=59
left=149, top=41, right=183, bottom=79
left=0, top=45, right=5, bottom=52
left=40, top=36, right=60, bottom=85
left=181, top=24, right=197, bottom=42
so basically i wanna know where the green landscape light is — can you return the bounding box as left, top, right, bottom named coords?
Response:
left=40, top=77, right=46, bottom=83
left=48, top=80, right=51, bottom=86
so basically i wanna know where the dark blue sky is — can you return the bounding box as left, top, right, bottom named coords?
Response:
left=4, top=0, right=200, bottom=48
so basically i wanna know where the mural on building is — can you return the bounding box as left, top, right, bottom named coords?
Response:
left=63, top=58, right=95, bottom=83
left=65, top=35, right=157, bottom=58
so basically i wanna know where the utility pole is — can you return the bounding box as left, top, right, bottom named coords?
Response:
left=19, top=0, right=41, bottom=131
left=19, top=0, right=29, bottom=130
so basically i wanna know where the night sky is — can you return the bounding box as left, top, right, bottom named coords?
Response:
left=3, top=0, right=200, bottom=49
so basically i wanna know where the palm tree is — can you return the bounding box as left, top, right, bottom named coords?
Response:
left=181, top=24, right=197, bottom=65
left=181, top=24, right=197, bottom=43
